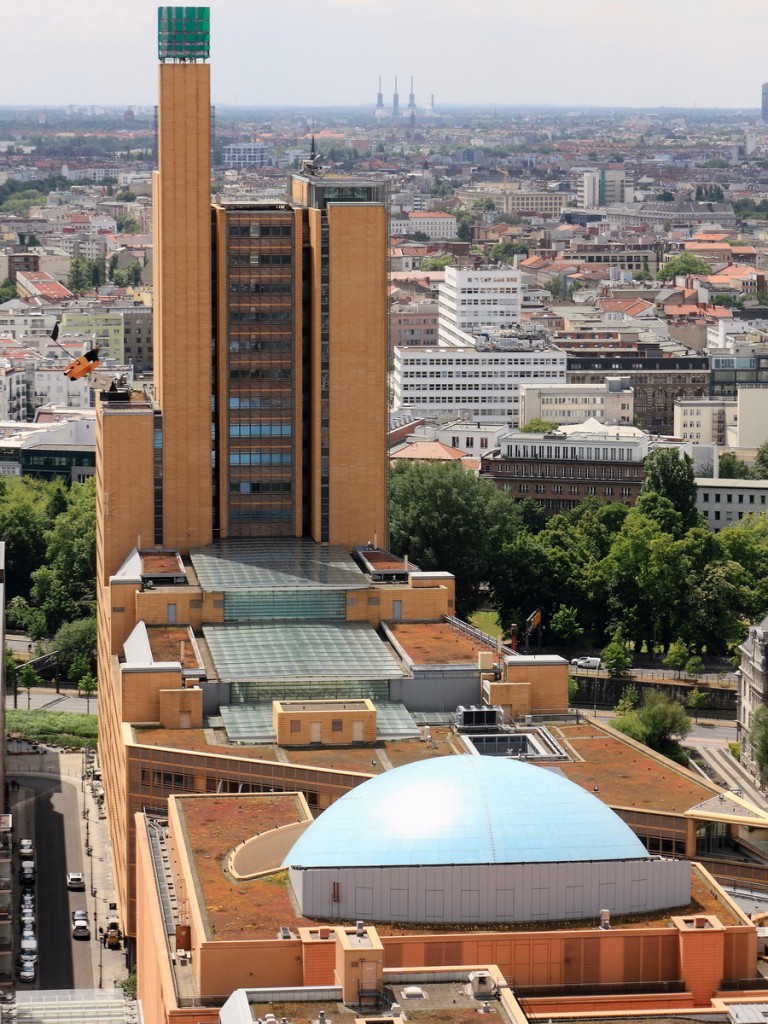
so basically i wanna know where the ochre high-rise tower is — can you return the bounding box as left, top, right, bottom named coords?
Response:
left=154, top=6, right=213, bottom=552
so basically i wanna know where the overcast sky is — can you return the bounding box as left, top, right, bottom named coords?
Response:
left=6, top=0, right=768, bottom=111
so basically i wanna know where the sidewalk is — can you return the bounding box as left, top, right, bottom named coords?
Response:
left=9, top=748, right=127, bottom=991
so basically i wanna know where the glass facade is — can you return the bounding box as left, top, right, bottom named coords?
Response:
left=157, top=7, right=210, bottom=62
left=222, top=207, right=298, bottom=536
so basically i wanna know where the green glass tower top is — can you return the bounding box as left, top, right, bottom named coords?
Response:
left=158, top=7, right=210, bottom=62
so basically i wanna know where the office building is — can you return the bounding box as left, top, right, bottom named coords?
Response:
left=438, top=265, right=522, bottom=345
left=480, top=419, right=649, bottom=514
left=577, top=167, right=632, bottom=209
left=392, top=336, right=567, bottom=426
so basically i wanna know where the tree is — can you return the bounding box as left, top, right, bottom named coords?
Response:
left=419, top=255, right=454, bottom=271
left=749, top=705, right=768, bottom=773
left=116, top=214, right=140, bottom=233
left=520, top=419, right=557, bottom=434
left=601, top=633, right=632, bottom=676
left=488, top=242, right=528, bottom=264
left=614, top=683, right=639, bottom=716
left=78, top=672, right=97, bottom=714
left=67, top=258, right=91, bottom=294
left=685, top=656, right=704, bottom=679
left=719, top=452, right=751, bottom=479
left=5, top=647, right=17, bottom=701
left=549, top=605, right=583, bottom=645
left=663, top=638, right=689, bottom=678
left=17, top=663, right=40, bottom=710
left=686, top=686, right=706, bottom=722
left=640, top=448, right=700, bottom=531
left=389, top=461, right=521, bottom=619
left=29, top=480, right=96, bottom=635
left=52, top=618, right=96, bottom=680
left=637, top=690, right=691, bottom=749
left=0, top=277, right=16, bottom=303
left=544, top=276, right=562, bottom=298
left=656, top=253, right=712, bottom=281
left=752, top=442, right=768, bottom=480
left=613, top=690, right=690, bottom=756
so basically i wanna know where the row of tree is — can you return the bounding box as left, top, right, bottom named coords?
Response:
left=1, top=477, right=95, bottom=640
left=389, top=449, right=768, bottom=658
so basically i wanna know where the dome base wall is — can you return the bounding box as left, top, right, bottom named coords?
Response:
left=289, top=858, right=691, bottom=925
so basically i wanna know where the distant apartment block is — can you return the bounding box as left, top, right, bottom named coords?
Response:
left=390, top=211, right=457, bottom=239
left=221, top=142, right=270, bottom=169
left=389, top=301, right=438, bottom=354
left=674, top=397, right=737, bottom=445
left=519, top=376, right=634, bottom=427
left=709, top=339, right=768, bottom=399
left=578, top=168, right=632, bottom=209
left=566, top=352, right=709, bottom=434
left=696, top=477, right=768, bottom=531
left=61, top=311, right=124, bottom=363
left=456, top=186, right=571, bottom=218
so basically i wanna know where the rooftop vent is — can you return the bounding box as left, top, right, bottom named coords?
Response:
left=599, top=909, right=611, bottom=930
left=356, top=920, right=365, bottom=937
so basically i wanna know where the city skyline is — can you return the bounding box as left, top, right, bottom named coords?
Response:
left=7, top=0, right=768, bottom=111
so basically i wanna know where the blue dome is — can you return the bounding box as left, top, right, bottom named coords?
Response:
left=285, top=756, right=648, bottom=868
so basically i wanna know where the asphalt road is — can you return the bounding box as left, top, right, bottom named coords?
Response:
left=13, top=775, right=93, bottom=989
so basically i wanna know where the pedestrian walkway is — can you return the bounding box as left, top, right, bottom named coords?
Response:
left=691, top=741, right=768, bottom=812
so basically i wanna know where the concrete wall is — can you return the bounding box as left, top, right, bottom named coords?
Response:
left=389, top=666, right=480, bottom=712
left=291, top=858, right=691, bottom=924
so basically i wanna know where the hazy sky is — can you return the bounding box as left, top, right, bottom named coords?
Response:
left=7, top=0, right=768, bottom=110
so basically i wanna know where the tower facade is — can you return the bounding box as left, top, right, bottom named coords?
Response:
left=154, top=6, right=214, bottom=552
left=212, top=178, right=388, bottom=546
left=762, top=82, right=768, bottom=123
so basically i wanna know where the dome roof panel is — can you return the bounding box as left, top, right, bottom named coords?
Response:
left=284, top=756, right=649, bottom=868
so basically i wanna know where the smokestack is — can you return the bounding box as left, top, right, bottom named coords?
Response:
left=392, top=76, right=400, bottom=118
left=376, top=75, right=383, bottom=109
left=408, top=75, right=416, bottom=111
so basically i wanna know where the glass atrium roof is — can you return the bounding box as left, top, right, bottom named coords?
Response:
left=284, top=756, right=650, bottom=868
left=189, top=539, right=369, bottom=591
left=203, top=620, right=405, bottom=683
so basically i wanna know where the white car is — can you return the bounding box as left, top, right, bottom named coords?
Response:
left=66, top=872, right=85, bottom=891
left=71, top=909, right=90, bottom=939
left=19, top=932, right=37, bottom=957
left=17, top=959, right=36, bottom=983
left=570, top=656, right=602, bottom=670
left=18, top=838, right=34, bottom=858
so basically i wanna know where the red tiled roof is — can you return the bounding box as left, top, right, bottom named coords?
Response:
left=391, top=440, right=467, bottom=461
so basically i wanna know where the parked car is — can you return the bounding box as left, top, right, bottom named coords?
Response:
left=20, top=910, right=35, bottom=929
left=570, top=656, right=602, bottom=670
left=19, top=860, right=35, bottom=886
left=19, top=932, right=37, bottom=958
left=17, top=959, right=36, bottom=983
left=71, top=909, right=90, bottom=939
left=18, top=839, right=34, bottom=859
left=66, top=872, right=85, bottom=891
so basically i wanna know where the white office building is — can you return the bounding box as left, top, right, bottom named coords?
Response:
left=438, top=265, right=522, bottom=346
left=392, top=338, right=567, bottom=426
